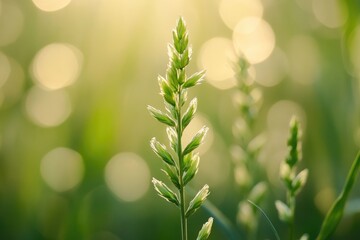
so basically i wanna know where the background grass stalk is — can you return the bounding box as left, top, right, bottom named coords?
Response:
left=276, top=117, right=308, bottom=240
left=288, top=191, right=295, bottom=240
left=232, top=57, right=267, bottom=239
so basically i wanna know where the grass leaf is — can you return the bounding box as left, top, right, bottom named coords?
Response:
left=248, top=200, right=280, bottom=240
left=316, top=151, right=360, bottom=240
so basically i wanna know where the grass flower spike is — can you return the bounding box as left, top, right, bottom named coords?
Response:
left=276, top=116, right=308, bottom=240
left=148, top=17, right=212, bottom=240
left=232, top=57, right=267, bottom=239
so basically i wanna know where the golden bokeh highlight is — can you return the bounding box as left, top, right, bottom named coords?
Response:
left=219, top=0, right=263, bottom=30
left=195, top=149, right=231, bottom=190
left=312, top=0, right=347, bottom=28
left=314, top=187, right=336, bottom=214
left=105, top=152, right=150, bottom=202
left=32, top=0, right=72, bottom=12
left=267, top=100, right=306, bottom=139
left=0, top=51, right=11, bottom=88
left=198, top=37, right=236, bottom=90
left=40, top=147, right=84, bottom=192
left=25, top=86, right=72, bottom=127
left=31, top=43, right=82, bottom=90
left=0, top=1, right=24, bottom=47
left=254, top=47, right=288, bottom=87
left=288, top=35, right=320, bottom=85
left=1, top=57, right=25, bottom=107
left=233, top=17, right=275, bottom=64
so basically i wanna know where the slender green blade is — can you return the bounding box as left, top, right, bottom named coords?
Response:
left=248, top=200, right=280, bottom=240
left=316, top=151, right=360, bottom=240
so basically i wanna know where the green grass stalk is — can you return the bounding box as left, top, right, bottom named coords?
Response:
left=148, top=17, right=212, bottom=240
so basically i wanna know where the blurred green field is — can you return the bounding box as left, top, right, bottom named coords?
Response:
left=0, top=0, right=360, bottom=239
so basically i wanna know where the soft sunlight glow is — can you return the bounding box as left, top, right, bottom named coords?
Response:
left=1, top=57, right=24, bottom=108
left=198, top=37, right=236, bottom=90
left=25, top=86, right=72, bottom=127
left=182, top=114, right=214, bottom=156
left=0, top=1, right=24, bottom=47
left=254, top=47, right=288, bottom=87
left=0, top=52, right=11, bottom=88
left=314, top=187, right=336, bottom=214
left=41, top=147, right=84, bottom=192
left=233, top=17, right=275, bottom=64
left=312, top=0, right=347, bottom=28
left=219, top=0, right=263, bottom=30
left=288, top=35, right=320, bottom=85
left=267, top=100, right=306, bottom=139
left=195, top=149, right=231, bottom=189
left=31, top=43, right=82, bottom=90
left=105, top=152, right=150, bottom=202
left=32, top=0, right=72, bottom=12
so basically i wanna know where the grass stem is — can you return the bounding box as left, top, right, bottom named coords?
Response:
left=177, top=86, right=188, bottom=240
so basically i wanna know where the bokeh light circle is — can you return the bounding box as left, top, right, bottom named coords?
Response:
left=0, top=52, right=11, bottom=88
left=219, top=0, right=263, bottom=30
left=312, top=0, right=347, bottom=28
left=0, top=1, right=24, bottom=47
left=288, top=35, right=320, bottom=85
left=198, top=37, right=236, bottom=90
left=25, top=86, right=72, bottom=127
left=233, top=17, right=275, bottom=64
left=1, top=57, right=25, bottom=108
left=32, top=0, right=72, bottom=12
left=196, top=149, right=231, bottom=190
left=31, top=43, right=82, bottom=90
left=254, top=47, right=288, bottom=87
left=40, top=147, right=84, bottom=192
left=105, top=152, right=150, bottom=202
left=314, top=187, right=335, bottom=214
left=267, top=100, right=306, bottom=134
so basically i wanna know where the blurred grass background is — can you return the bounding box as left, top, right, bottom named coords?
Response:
left=0, top=0, right=360, bottom=239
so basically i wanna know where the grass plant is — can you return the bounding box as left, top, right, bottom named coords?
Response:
left=276, top=117, right=309, bottom=240
left=274, top=117, right=360, bottom=240
left=148, top=17, right=213, bottom=240
left=231, top=57, right=267, bottom=239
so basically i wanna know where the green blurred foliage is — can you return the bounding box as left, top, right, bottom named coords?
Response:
left=0, top=0, right=359, bottom=239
